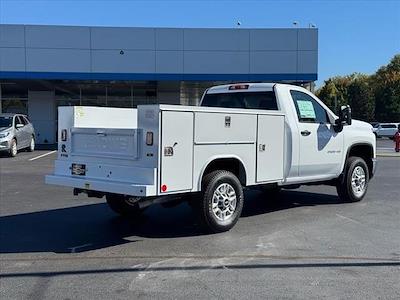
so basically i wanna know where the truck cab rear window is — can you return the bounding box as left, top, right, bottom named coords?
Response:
left=201, top=91, right=278, bottom=110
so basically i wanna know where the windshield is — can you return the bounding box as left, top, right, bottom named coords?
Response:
left=0, top=116, right=13, bottom=128
left=201, top=91, right=278, bottom=110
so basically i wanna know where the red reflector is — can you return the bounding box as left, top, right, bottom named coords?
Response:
left=229, top=84, right=249, bottom=90
left=161, top=184, right=167, bottom=192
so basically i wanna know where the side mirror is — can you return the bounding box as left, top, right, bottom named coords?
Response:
left=339, top=105, right=352, bottom=126
left=16, top=124, right=24, bottom=129
left=334, top=105, right=352, bottom=132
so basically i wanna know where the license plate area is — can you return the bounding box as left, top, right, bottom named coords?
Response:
left=71, top=163, right=86, bottom=176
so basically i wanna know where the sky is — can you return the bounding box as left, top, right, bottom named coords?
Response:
left=0, top=0, right=399, bottom=87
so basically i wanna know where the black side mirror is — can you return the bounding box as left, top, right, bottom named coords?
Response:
left=334, top=105, right=352, bottom=132
left=339, top=105, right=352, bottom=126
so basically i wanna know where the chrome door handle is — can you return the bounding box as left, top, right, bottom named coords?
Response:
left=301, top=130, right=311, bottom=136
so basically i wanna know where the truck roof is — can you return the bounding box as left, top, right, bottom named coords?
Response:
left=206, top=82, right=276, bottom=94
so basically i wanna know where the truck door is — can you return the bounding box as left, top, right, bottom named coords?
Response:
left=290, top=90, right=344, bottom=177
left=160, top=111, right=194, bottom=193
left=256, top=114, right=285, bottom=182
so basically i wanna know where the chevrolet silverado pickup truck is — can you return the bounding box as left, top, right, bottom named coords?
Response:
left=46, top=83, right=376, bottom=232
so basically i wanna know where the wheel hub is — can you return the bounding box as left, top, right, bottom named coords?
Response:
left=212, top=183, right=237, bottom=221
left=351, top=166, right=366, bottom=197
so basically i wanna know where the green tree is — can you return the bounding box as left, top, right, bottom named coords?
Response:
left=372, top=55, right=400, bottom=122
left=347, top=74, right=374, bottom=121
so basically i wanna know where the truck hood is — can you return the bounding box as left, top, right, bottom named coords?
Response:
left=351, top=119, right=373, bottom=130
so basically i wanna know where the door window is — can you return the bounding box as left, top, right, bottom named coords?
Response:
left=15, top=116, right=24, bottom=128
left=290, top=90, right=329, bottom=124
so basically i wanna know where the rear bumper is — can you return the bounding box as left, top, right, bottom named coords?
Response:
left=45, top=174, right=157, bottom=197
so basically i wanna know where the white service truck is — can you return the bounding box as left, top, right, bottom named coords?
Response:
left=46, top=83, right=376, bottom=232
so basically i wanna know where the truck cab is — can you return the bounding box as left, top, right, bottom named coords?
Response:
left=46, top=83, right=376, bottom=233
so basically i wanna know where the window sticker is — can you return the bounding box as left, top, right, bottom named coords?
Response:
left=296, top=100, right=316, bottom=119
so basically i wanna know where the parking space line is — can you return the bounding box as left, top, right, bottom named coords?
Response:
left=28, top=150, right=57, bottom=161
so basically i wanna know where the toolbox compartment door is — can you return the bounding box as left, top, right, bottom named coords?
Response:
left=71, top=128, right=139, bottom=160
left=256, top=114, right=285, bottom=182
left=160, top=111, right=194, bottom=193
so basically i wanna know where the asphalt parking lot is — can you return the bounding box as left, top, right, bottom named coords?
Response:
left=0, top=140, right=399, bottom=299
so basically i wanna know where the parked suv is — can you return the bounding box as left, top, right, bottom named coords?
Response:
left=373, top=123, right=398, bottom=139
left=0, top=113, right=35, bottom=157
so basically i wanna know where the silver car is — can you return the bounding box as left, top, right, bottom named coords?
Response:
left=0, top=113, right=35, bottom=157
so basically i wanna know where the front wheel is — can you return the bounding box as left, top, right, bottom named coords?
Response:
left=27, top=136, right=35, bottom=152
left=106, top=194, right=144, bottom=217
left=9, top=139, right=17, bottom=157
left=337, top=157, right=369, bottom=202
left=198, top=170, right=244, bottom=233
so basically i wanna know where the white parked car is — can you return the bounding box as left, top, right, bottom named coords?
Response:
left=46, top=83, right=376, bottom=232
left=372, top=123, right=398, bottom=139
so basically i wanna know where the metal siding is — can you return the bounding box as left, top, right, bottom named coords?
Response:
left=184, top=51, right=248, bottom=74
left=0, top=25, right=25, bottom=47
left=184, top=29, right=249, bottom=51
left=0, top=25, right=318, bottom=81
left=250, top=29, right=297, bottom=50
left=156, top=51, right=183, bottom=73
left=91, top=27, right=155, bottom=50
left=297, top=51, right=318, bottom=73
left=250, top=51, right=297, bottom=73
left=91, top=49, right=155, bottom=73
left=26, top=48, right=91, bottom=72
left=298, top=29, right=318, bottom=50
left=25, top=25, right=90, bottom=49
left=0, top=48, right=25, bottom=71
left=155, top=28, right=184, bottom=50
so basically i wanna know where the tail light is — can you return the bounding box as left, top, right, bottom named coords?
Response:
left=146, top=131, right=153, bottom=146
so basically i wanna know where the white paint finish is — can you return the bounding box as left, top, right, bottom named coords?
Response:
left=0, top=48, right=25, bottom=71
left=195, top=112, right=256, bottom=144
left=71, top=128, right=139, bottom=160
left=193, top=144, right=256, bottom=190
left=91, top=49, right=155, bottom=73
left=155, top=28, right=184, bottom=50
left=73, top=106, right=137, bottom=128
left=25, top=25, right=90, bottom=49
left=28, top=150, right=57, bottom=161
left=137, top=105, right=160, bottom=169
left=250, top=29, right=297, bottom=50
left=28, top=91, right=56, bottom=144
left=250, top=51, right=297, bottom=73
left=297, top=51, right=318, bottom=73
left=156, top=51, right=183, bottom=73
left=184, top=29, right=249, bottom=51
left=0, top=25, right=25, bottom=47
left=256, top=115, right=285, bottom=182
left=184, top=51, right=248, bottom=74
left=26, top=48, right=91, bottom=72
left=90, top=27, right=155, bottom=50
left=297, top=29, right=318, bottom=51
left=161, top=111, right=194, bottom=193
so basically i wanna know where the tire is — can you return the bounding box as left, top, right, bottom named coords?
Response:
left=27, top=136, right=35, bottom=152
left=337, top=157, right=369, bottom=203
left=198, top=170, right=244, bottom=233
left=9, top=139, right=17, bottom=157
left=106, top=194, right=144, bottom=217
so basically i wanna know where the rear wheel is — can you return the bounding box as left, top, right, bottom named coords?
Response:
left=198, top=170, right=244, bottom=233
left=337, top=157, right=369, bottom=202
left=106, top=194, right=144, bottom=217
left=9, top=139, right=17, bottom=157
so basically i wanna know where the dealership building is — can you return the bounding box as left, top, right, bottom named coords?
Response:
left=0, top=25, right=318, bottom=144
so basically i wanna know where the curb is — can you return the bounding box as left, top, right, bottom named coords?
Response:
left=377, top=153, right=400, bottom=157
